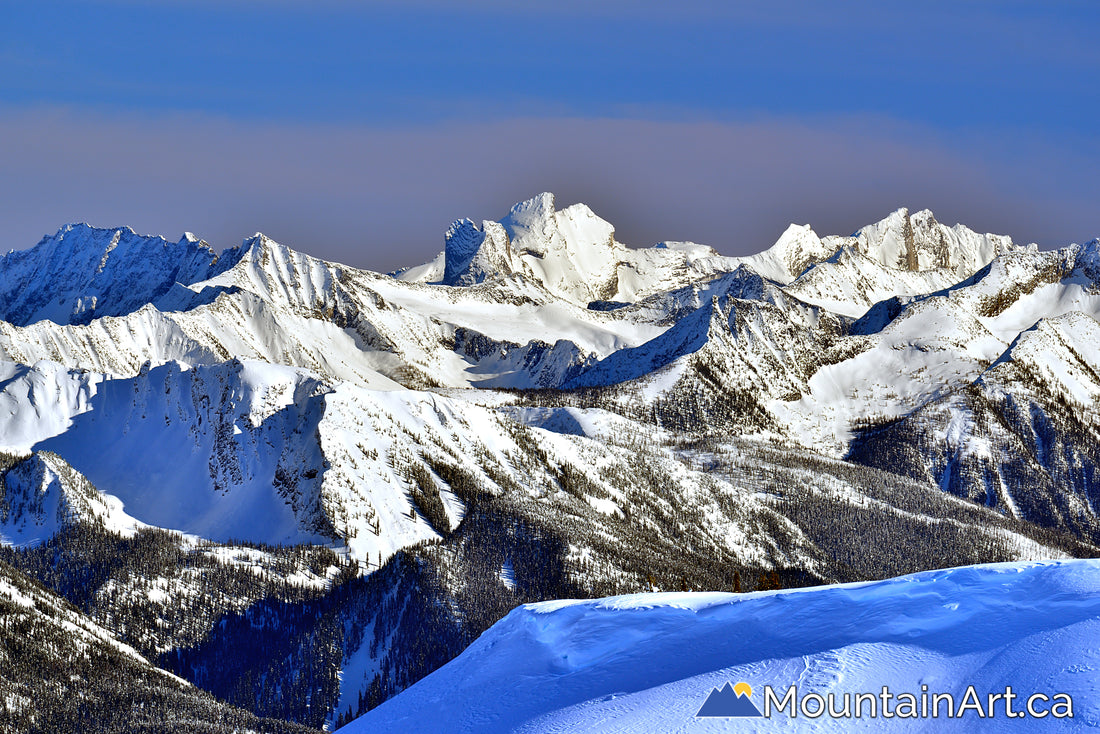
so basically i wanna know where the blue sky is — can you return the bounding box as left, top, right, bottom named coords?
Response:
left=2, top=1, right=1098, bottom=270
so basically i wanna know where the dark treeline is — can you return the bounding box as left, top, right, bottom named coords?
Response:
left=0, top=557, right=317, bottom=734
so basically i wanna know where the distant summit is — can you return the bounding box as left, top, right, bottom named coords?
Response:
left=398, top=192, right=739, bottom=305
left=396, top=194, right=1023, bottom=313
left=854, top=207, right=1016, bottom=277
left=0, top=223, right=238, bottom=326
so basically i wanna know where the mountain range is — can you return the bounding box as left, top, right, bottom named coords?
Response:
left=0, top=193, right=1097, bottom=731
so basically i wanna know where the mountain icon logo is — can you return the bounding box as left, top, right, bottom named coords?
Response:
left=696, top=681, right=764, bottom=717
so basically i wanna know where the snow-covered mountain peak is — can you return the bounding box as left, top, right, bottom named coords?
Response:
left=651, top=240, right=720, bottom=258
left=228, top=231, right=316, bottom=268
left=41, top=223, right=219, bottom=265
left=55, top=222, right=137, bottom=243
left=0, top=223, right=232, bottom=327
left=774, top=222, right=824, bottom=253
left=500, top=191, right=557, bottom=233
left=0, top=451, right=143, bottom=547
left=408, top=192, right=747, bottom=306
left=442, top=217, right=515, bottom=286
left=219, top=231, right=341, bottom=301
left=854, top=206, right=1016, bottom=277
left=737, top=222, right=837, bottom=284
left=494, top=192, right=623, bottom=301
left=237, top=231, right=277, bottom=256
left=1073, top=237, right=1100, bottom=278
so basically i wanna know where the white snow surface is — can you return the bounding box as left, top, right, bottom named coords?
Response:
left=0, top=223, right=231, bottom=327
left=736, top=223, right=839, bottom=284
left=402, top=192, right=746, bottom=307
left=0, top=199, right=1034, bottom=400
left=0, top=226, right=669, bottom=390
left=0, top=201, right=1092, bottom=547
left=5, top=356, right=804, bottom=573
left=0, top=451, right=143, bottom=547
left=343, top=560, right=1100, bottom=733
left=0, top=358, right=491, bottom=559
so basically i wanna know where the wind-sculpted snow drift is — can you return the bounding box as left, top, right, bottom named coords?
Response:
left=0, top=193, right=1097, bottom=730
left=345, top=560, right=1100, bottom=733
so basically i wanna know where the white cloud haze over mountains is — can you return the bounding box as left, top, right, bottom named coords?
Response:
left=2, top=108, right=1095, bottom=274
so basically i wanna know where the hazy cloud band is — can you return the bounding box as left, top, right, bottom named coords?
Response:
left=1, top=107, right=1095, bottom=273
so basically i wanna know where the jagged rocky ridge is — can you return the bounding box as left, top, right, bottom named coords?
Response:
left=0, top=194, right=1097, bottom=731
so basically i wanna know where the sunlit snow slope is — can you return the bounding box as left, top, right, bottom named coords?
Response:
left=344, top=560, right=1100, bottom=733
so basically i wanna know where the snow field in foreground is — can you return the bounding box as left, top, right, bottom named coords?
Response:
left=344, top=559, right=1100, bottom=733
